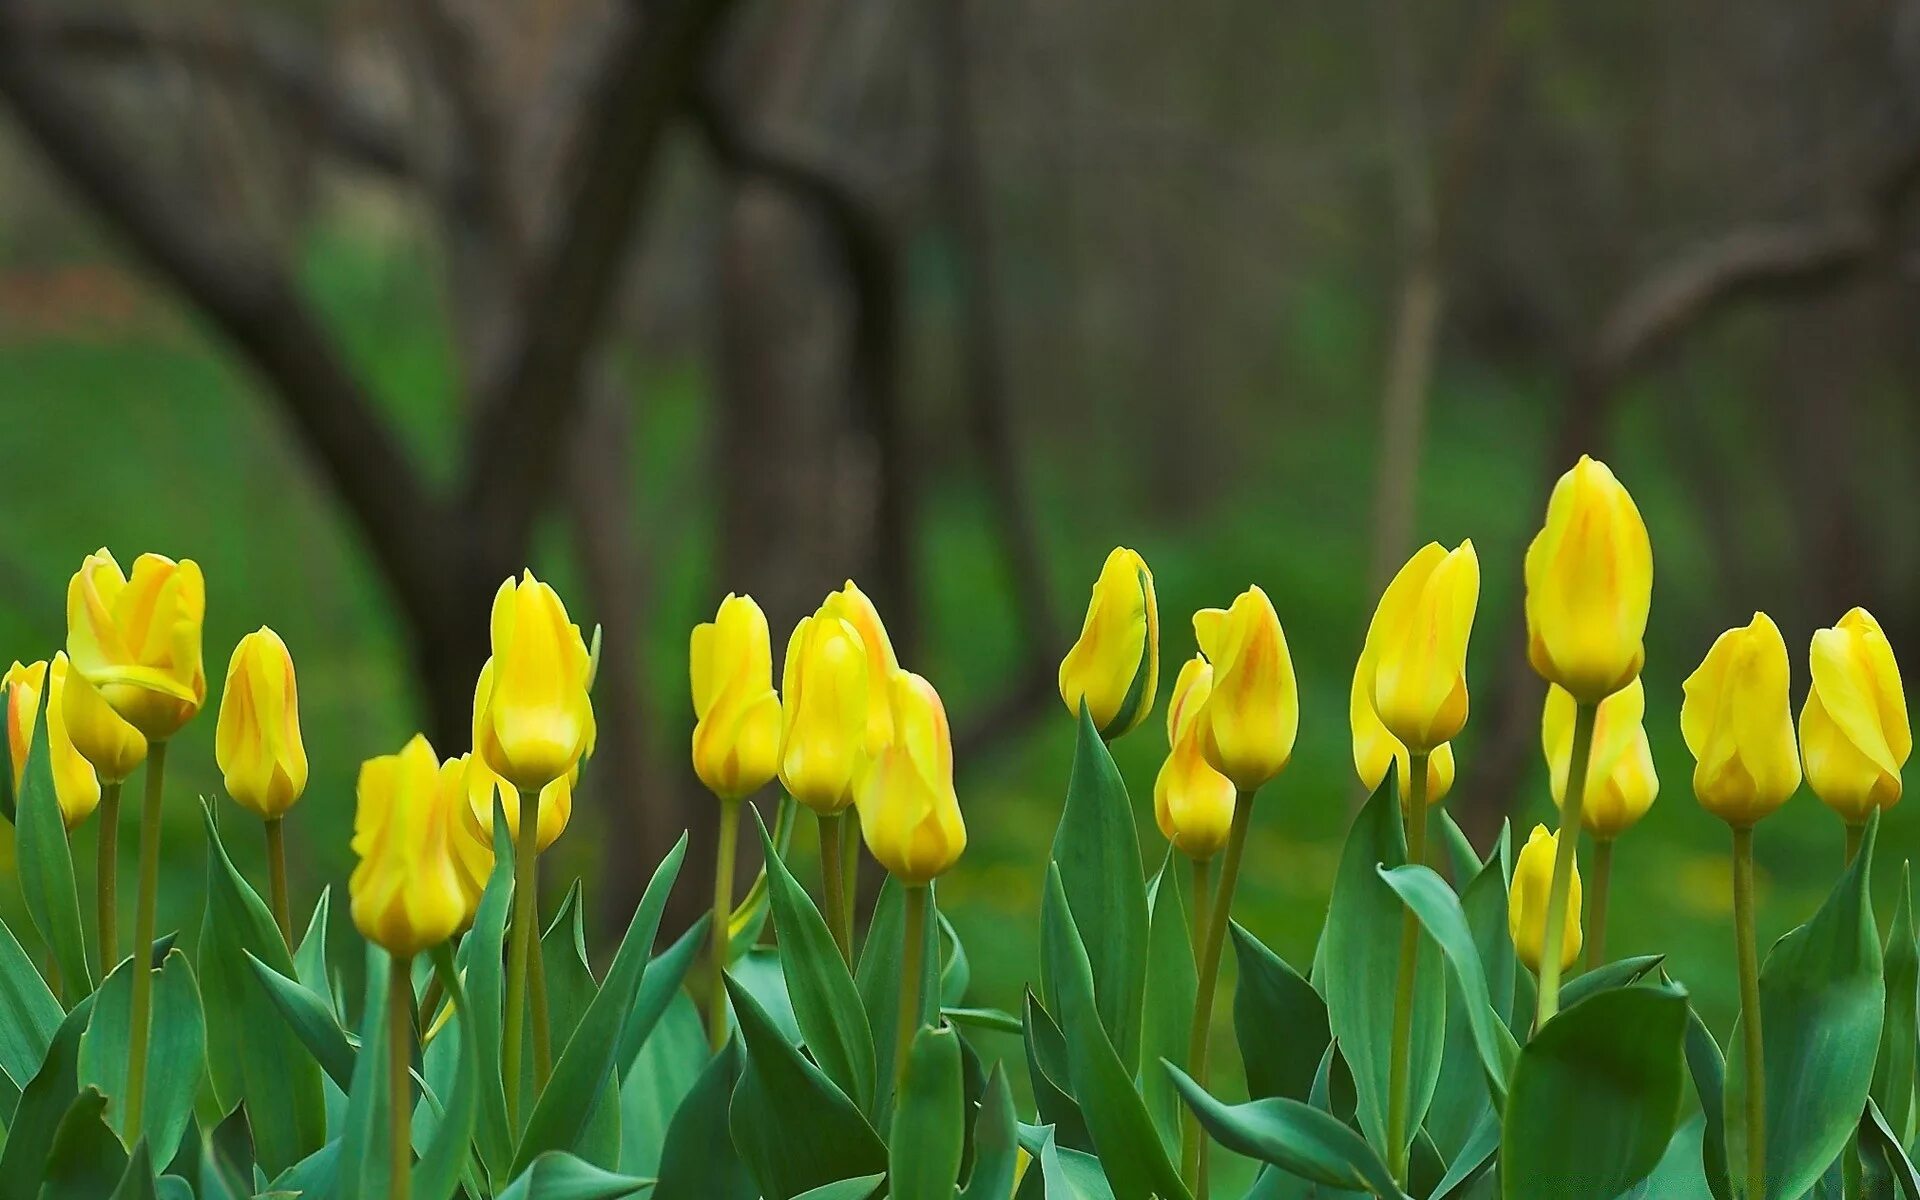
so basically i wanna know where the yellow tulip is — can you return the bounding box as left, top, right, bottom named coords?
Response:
left=1510, top=824, right=1581, bottom=974
left=1800, top=607, right=1910, bottom=824
left=1058, top=547, right=1159, bottom=739
left=1369, top=541, right=1479, bottom=754
left=475, top=572, right=595, bottom=794
left=691, top=593, right=783, bottom=801
left=1543, top=679, right=1659, bottom=839
left=778, top=609, right=869, bottom=813
left=855, top=669, right=966, bottom=883
left=1681, top=612, right=1801, bottom=826
left=214, top=627, right=309, bottom=820
left=819, top=580, right=898, bottom=756
left=59, top=660, right=147, bottom=785
left=65, top=548, right=206, bottom=740
left=445, top=756, right=497, bottom=929
left=1524, top=456, right=1654, bottom=703
left=349, top=735, right=469, bottom=956
left=1193, top=586, right=1298, bottom=793
left=465, top=759, right=572, bottom=855
left=5, top=656, right=102, bottom=829
left=1352, top=551, right=1461, bottom=806
left=1154, top=656, right=1235, bottom=860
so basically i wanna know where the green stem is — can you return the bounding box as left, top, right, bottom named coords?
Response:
left=841, top=808, right=861, bottom=945
left=1844, top=1143, right=1863, bottom=1199
left=264, top=816, right=293, bottom=950
left=1178, top=853, right=1217, bottom=1197
left=530, top=917, right=553, bottom=1091
left=96, top=781, right=119, bottom=976
left=1733, top=823, right=1766, bottom=1200
left=1536, top=701, right=1597, bottom=1027
left=389, top=951, right=414, bottom=1200
left=1586, top=837, right=1614, bottom=972
left=417, top=974, right=445, bottom=1038
left=708, top=798, right=742, bottom=1051
left=1181, top=788, right=1256, bottom=1197
left=1386, top=751, right=1431, bottom=1184
left=502, top=787, right=540, bottom=1129
left=124, top=739, right=167, bottom=1139
left=819, top=811, right=852, bottom=963
left=896, top=883, right=929, bottom=1092
left=1845, top=822, right=1865, bottom=869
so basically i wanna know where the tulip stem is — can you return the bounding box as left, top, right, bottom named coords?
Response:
left=389, top=951, right=414, bottom=1200
left=124, top=739, right=167, bottom=1139
left=1733, top=823, right=1766, bottom=1200
left=1845, top=822, right=1865, bottom=868
left=530, top=922, right=553, bottom=1090
left=1536, top=701, right=1596, bottom=1028
left=896, top=883, right=929, bottom=1093
left=97, top=781, right=119, bottom=976
left=841, top=812, right=861, bottom=947
left=709, top=798, right=742, bottom=1051
left=1183, top=788, right=1255, bottom=1197
left=1386, top=752, right=1431, bottom=1184
left=1586, top=837, right=1614, bottom=972
left=819, top=811, right=853, bottom=963
left=264, top=816, right=293, bottom=949
left=503, top=788, right=541, bottom=1128
left=1178, top=853, right=1216, bottom=1197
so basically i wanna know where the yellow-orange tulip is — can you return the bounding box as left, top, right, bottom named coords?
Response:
left=1369, top=541, right=1479, bottom=754
left=1058, top=547, right=1159, bottom=739
left=1543, top=679, right=1658, bottom=839
left=1193, top=586, right=1298, bottom=793
left=1681, top=612, right=1801, bottom=826
left=1510, top=824, right=1581, bottom=974
left=1352, top=551, right=1461, bottom=806
left=1154, top=656, right=1235, bottom=860
left=475, top=572, right=595, bottom=794
left=778, top=608, right=869, bottom=813
left=349, top=735, right=469, bottom=956
left=65, top=549, right=206, bottom=740
left=819, top=580, right=897, bottom=756
left=214, top=627, right=308, bottom=819
left=691, top=593, right=783, bottom=801
left=1524, top=456, right=1653, bottom=703
left=1800, top=607, right=1910, bottom=825
left=5, top=656, right=101, bottom=829
left=856, top=669, right=966, bottom=883
left=59, top=662, right=146, bottom=785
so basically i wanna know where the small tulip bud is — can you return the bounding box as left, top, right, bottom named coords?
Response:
left=690, top=594, right=783, bottom=801
left=1192, top=586, right=1298, bottom=793
left=1369, top=542, right=1479, bottom=755
left=1510, top=824, right=1581, bottom=975
left=1154, top=656, right=1236, bottom=860
left=778, top=609, right=870, bottom=814
left=1543, top=679, right=1659, bottom=839
left=475, top=572, right=595, bottom=794
left=1800, top=607, right=1910, bottom=825
left=1682, top=613, right=1801, bottom=826
left=350, top=735, right=470, bottom=956
left=855, top=669, right=966, bottom=884
left=6, top=655, right=103, bottom=830
left=1058, top=547, right=1159, bottom=740
left=215, top=628, right=309, bottom=820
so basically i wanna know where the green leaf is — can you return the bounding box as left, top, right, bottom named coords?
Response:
left=616, top=916, right=708, bottom=1078
left=791, top=1177, right=885, bottom=1200
left=0, top=910, right=62, bottom=1092
left=940, top=910, right=972, bottom=1006
left=1024, top=989, right=1091, bottom=1150
left=944, top=1006, right=1023, bottom=1035
left=1675, top=984, right=1732, bottom=1200
left=1142, top=852, right=1197, bottom=1152
left=856, top=874, right=937, bottom=1095
left=1558, top=953, right=1666, bottom=1011
left=1429, top=828, right=1514, bottom=1161
left=15, top=680, right=91, bottom=997
left=293, top=886, right=335, bottom=1011
left=77, top=948, right=205, bottom=1162
left=542, top=883, right=597, bottom=1056
left=651, top=1041, right=755, bottom=1200
left=961, top=1062, right=1020, bottom=1200
left=246, top=950, right=356, bottom=1090
left=41, top=1087, right=129, bottom=1199
left=616, top=989, right=705, bottom=1177
left=0, top=994, right=95, bottom=1200
left=414, top=945, right=479, bottom=1200
left=335, top=946, right=395, bottom=1200
left=1040, top=863, right=1191, bottom=1200
left=1859, top=1097, right=1920, bottom=1199
left=890, top=1024, right=966, bottom=1200
left=728, top=794, right=797, bottom=959
left=496, top=1151, right=655, bottom=1200
left=1232, top=922, right=1329, bottom=1103
left=1166, top=1062, right=1406, bottom=1197
left=1501, top=984, right=1689, bottom=1200
left=1038, top=1126, right=1119, bottom=1200
left=266, top=1140, right=340, bottom=1198
left=1427, top=1109, right=1498, bottom=1200
left=1045, top=705, right=1151, bottom=1072
left=108, top=1141, right=158, bottom=1200
left=1874, top=864, right=1917, bottom=1145
left=462, top=794, right=519, bottom=1182
left=1617, top=1114, right=1718, bottom=1200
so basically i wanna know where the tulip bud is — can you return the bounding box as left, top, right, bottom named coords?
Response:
left=65, top=549, right=207, bottom=740
left=778, top=609, right=869, bottom=813
left=1524, top=457, right=1654, bottom=703
left=475, top=572, right=595, bottom=794
left=1154, top=656, right=1236, bottom=860
left=1681, top=612, right=1801, bottom=826
left=1352, top=554, right=1460, bottom=807
left=59, top=659, right=146, bottom=785
left=691, top=593, right=783, bottom=801
left=5, top=656, right=102, bottom=830
left=465, top=757, right=572, bottom=854
left=1193, top=586, right=1298, bottom=793
left=1058, top=547, right=1159, bottom=740
left=1510, top=824, right=1581, bottom=974
left=214, top=627, right=309, bottom=820
left=1369, top=541, right=1479, bottom=754
left=1800, top=607, right=1910, bottom=825
left=350, top=735, right=469, bottom=956
left=819, top=581, right=898, bottom=756
left=445, top=756, right=497, bottom=930
left=1543, top=679, right=1659, bottom=839
left=855, top=669, right=966, bottom=883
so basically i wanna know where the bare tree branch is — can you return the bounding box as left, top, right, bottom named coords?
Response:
left=403, top=0, right=529, bottom=265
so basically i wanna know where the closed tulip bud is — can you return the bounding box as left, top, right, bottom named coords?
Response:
left=1369, top=542, right=1479, bottom=755
left=214, top=628, right=308, bottom=819
left=475, top=572, right=595, bottom=794
left=66, top=549, right=207, bottom=740
left=1058, top=547, right=1159, bottom=740
left=1154, top=656, right=1236, bottom=860
left=6, top=656, right=102, bottom=829
left=819, top=580, right=898, bottom=756
left=856, top=669, right=966, bottom=883
left=1682, top=612, right=1801, bottom=826
left=1543, top=679, right=1659, bottom=838
left=59, top=659, right=147, bottom=784
left=1193, top=586, right=1298, bottom=793
left=1352, top=557, right=1459, bottom=807
left=1525, top=457, right=1654, bottom=703
left=691, top=593, right=783, bottom=801
left=778, top=610, right=869, bottom=813
left=444, top=756, right=497, bottom=930
left=465, top=756, right=573, bottom=854
left=1510, top=824, right=1581, bottom=974
left=1800, top=607, right=1910, bottom=824
left=350, top=735, right=469, bottom=956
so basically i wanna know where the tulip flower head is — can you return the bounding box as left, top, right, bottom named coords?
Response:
left=215, top=627, right=309, bottom=820
left=778, top=608, right=870, bottom=813
left=65, top=548, right=207, bottom=740
left=1682, top=612, right=1801, bottom=826
left=1543, top=678, right=1658, bottom=839
left=350, top=735, right=470, bottom=956
left=58, top=657, right=146, bottom=785
left=1510, top=824, right=1581, bottom=974
left=1154, top=656, right=1236, bottom=860
left=1525, top=457, right=1653, bottom=703
left=1193, top=586, right=1298, bottom=793
left=819, top=580, right=898, bottom=756
left=856, top=669, right=966, bottom=884
left=1058, top=547, right=1159, bottom=740
left=465, top=759, right=572, bottom=854
left=6, top=656, right=102, bottom=830
left=1800, top=607, right=1910, bottom=824
left=1369, top=541, right=1479, bottom=755
left=691, top=593, right=783, bottom=801
left=1353, top=550, right=1463, bottom=807
left=475, top=572, right=595, bottom=794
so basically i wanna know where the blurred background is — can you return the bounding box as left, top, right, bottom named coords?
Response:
left=0, top=0, right=1918, bottom=1092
